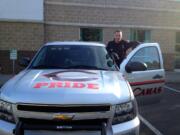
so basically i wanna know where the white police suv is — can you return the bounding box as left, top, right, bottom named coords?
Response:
left=0, top=41, right=165, bottom=135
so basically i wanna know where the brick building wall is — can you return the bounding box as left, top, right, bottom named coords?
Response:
left=0, top=22, right=44, bottom=73
left=44, top=0, right=180, bottom=70
left=45, top=25, right=79, bottom=42
left=45, top=2, right=180, bottom=28
left=0, top=0, right=179, bottom=73
left=151, top=29, right=176, bottom=70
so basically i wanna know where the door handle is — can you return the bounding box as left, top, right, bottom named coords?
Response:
left=153, top=74, right=163, bottom=79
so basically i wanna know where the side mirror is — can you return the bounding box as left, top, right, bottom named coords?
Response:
left=125, top=61, right=147, bottom=73
left=19, top=57, right=31, bottom=67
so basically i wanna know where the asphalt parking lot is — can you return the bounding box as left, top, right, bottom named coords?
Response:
left=139, top=83, right=180, bottom=135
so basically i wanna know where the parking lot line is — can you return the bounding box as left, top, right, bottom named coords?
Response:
left=139, top=115, right=163, bottom=135
left=164, top=86, right=180, bottom=93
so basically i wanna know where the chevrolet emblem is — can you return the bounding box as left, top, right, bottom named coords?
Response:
left=53, top=114, right=74, bottom=121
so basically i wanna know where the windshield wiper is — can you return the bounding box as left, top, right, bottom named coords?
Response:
left=32, top=65, right=63, bottom=69
left=31, top=65, right=111, bottom=70
left=64, top=65, right=109, bottom=70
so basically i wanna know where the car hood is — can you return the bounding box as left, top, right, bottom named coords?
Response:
left=1, top=69, right=131, bottom=105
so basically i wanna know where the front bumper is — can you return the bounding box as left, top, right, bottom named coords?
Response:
left=112, top=117, right=139, bottom=135
left=0, top=117, right=139, bottom=135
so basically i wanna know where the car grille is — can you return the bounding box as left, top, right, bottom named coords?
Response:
left=17, top=104, right=111, bottom=113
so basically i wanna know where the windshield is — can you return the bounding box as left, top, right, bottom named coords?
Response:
left=29, top=45, right=117, bottom=71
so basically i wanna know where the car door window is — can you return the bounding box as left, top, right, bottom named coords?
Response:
left=129, top=47, right=160, bottom=70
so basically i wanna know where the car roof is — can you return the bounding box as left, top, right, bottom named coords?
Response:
left=44, top=41, right=105, bottom=47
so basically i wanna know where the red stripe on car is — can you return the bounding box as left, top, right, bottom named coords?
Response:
left=130, top=80, right=165, bottom=86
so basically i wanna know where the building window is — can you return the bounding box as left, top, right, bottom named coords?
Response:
left=130, top=29, right=151, bottom=42
left=175, top=32, right=180, bottom=69
left=80, top=28, right=103, bottom=42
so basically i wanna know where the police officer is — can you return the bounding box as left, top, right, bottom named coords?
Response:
left=106, top=30, right=129, bottom=66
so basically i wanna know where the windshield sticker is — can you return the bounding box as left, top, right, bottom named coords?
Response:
left=33, top=82, right=99, bottom=90
left=43, top=70, right=98, bottom=82
left=33, top=70, right=99, bottom=90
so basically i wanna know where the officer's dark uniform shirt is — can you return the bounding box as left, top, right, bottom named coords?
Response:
left=106, top=40, right=129, bottom=66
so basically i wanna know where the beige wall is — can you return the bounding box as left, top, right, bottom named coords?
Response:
left=45, top=25, right=79, bottom=42
left=44, top=0, right=179, bottom=70
left=0, top=22, right=44, bottom=51
left=0, top=22, right=176, bottom=72
left=0, top=21, right=44, bottom=74
left=45, top=25, right=130, bottom=44
left=45, top=1, right=180, bottom=28
left=151, top=30, right=176, bottom=53
left=163, top=53, right=175, bottom=70
left=45, top=0, right=180, bottom=11
left=151, top=30, right=176, bottom=70
left=0, top=0, right=179, bottom=73
left=44, top=24, right=176, bottom=70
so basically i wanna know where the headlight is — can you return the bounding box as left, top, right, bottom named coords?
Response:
left=0, top=100, right=15, bottom=123
left=112, top=100, right=138, bottom=125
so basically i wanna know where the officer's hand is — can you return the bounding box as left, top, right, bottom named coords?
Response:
left=111, top=52, right=119, bottom=60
